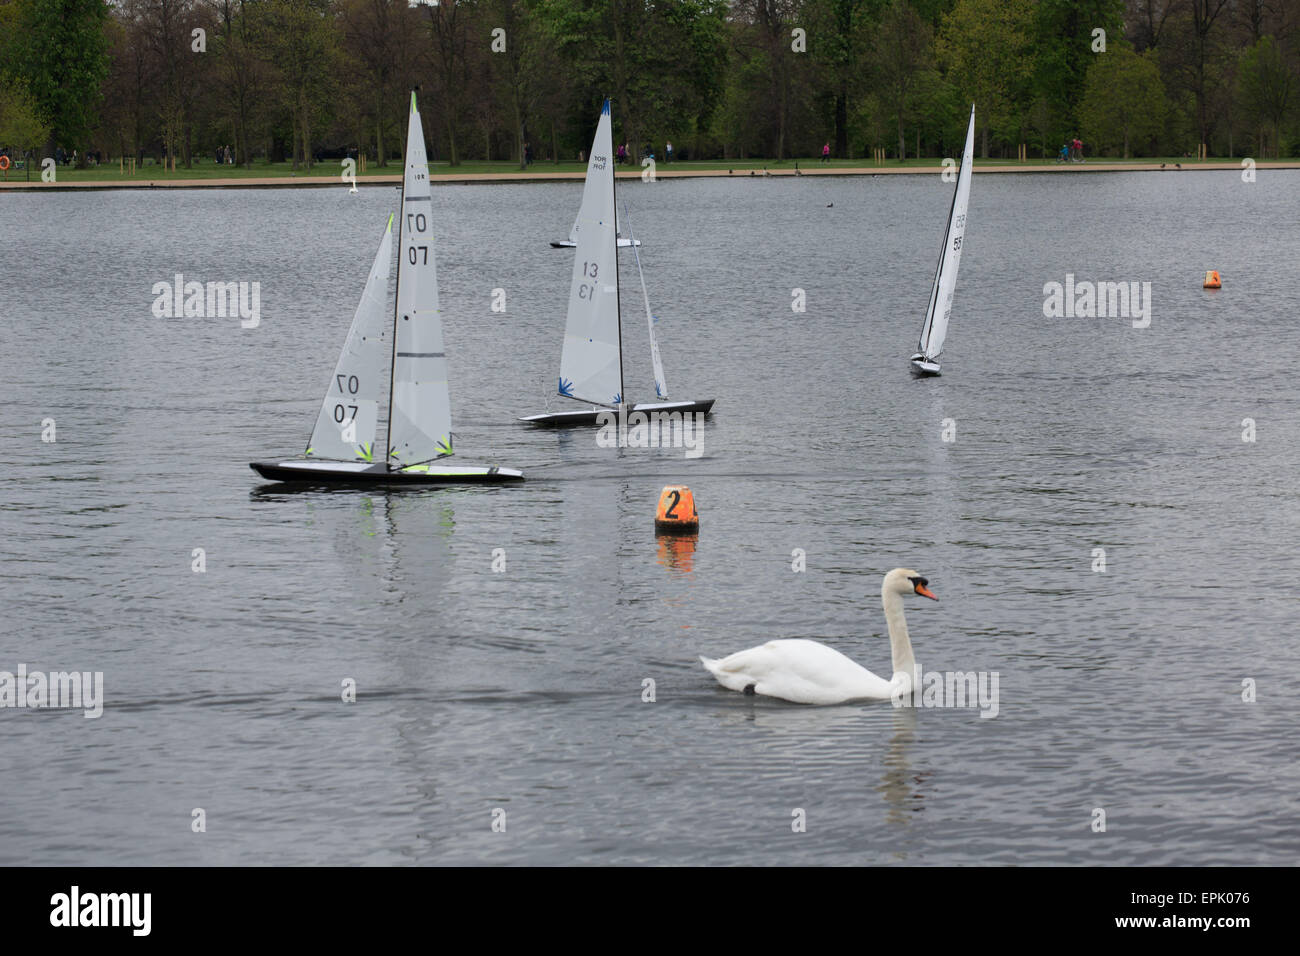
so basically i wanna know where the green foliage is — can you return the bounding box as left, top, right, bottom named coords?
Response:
left=0, top=70, right=51, bottom=151
left=935, top=0, right=1037, bottom=156
left=1239, top=36, right=1295, bottom=158
left=14, top=0, right=110, bottom=151
left=1078, top=45, right=1165, bottom=157
left=8, top=0, right=1298, bottom=164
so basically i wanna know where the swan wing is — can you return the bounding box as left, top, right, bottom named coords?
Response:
left=700, top=639, right=893, bottom=704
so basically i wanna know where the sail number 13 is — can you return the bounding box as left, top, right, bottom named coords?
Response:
left=578, top=260, right=599, bottom=299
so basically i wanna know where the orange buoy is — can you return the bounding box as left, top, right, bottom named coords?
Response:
left=655, top=485, right=698, bottom=533
left=0, top=155, right=9, bottom=171
left=1204, top=270, right=1221, bottom=289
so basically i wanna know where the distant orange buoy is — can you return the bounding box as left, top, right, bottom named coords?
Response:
left=1204, top=270, right=1221, bottom=289
left=655, top=485, right=698, bottom=533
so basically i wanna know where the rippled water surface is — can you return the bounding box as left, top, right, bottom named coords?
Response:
left=2, top=169, right=1298, bottom=865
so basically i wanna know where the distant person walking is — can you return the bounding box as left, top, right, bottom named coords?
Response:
left=665, top=141, right=673, bottom=163
left=822, top=142, right=830, bottom=163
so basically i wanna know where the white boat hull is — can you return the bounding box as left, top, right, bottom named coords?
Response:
left=549, top=237, right=641, bottom=249
left=251, top=459, right=524, bottom=484
left=909, top=354, right=941, bottom=376
left=520, top=398, right=715, bottom=427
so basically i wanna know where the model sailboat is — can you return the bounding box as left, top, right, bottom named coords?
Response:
left=522, top=99, right=714, bottom=427
left=251, top=92, right=523, bottom=484
left=911, top=104, right=975, bottom=376
left=549, top=203, right=641, bottom=249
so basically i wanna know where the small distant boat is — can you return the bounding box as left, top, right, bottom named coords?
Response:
left=911, top=104, right=975, bottom=377
left=522, top=99, right=714, bottom=427
left=251, top=92, right=523, bottom=485
left=549, top=200, right=641, bottom=249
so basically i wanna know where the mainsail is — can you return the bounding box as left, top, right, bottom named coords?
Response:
left=558, top=99, right=622, bottom=406
left=306, top=215, right=393, bottom=462
left=569, top=200, right=625, bottom=245
left=917, top=104, right=975, bottom=361
left=388, top=91, right=454, bottom=466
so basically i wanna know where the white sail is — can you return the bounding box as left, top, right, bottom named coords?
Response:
left=570, top=201, right=626, bottom=244
left=306, top=215, right=394, bottom=462
left=558, top=99, right=622, bottom=406
left=388, top=91, right=454, bottom=466
left=623, top=204, right=668, bottom=399
left=918, top=104, right=975, bottom=361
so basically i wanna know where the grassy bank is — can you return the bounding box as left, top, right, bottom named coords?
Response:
left=2, top=154, right=1293, bottom=189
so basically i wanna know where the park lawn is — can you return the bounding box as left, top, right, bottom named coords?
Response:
left=2, top=154, right=1276, bottom=185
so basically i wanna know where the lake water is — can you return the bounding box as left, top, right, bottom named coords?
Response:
left=2, top=169, right=1297, bottom=865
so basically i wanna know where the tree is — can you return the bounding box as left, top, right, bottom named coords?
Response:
left=936, top=0, right=1036, bottom=157
left=340, top=0, right=420, bottom=167
left=727, top=0, right=809, bottom=160
left=16, top=0, right=110, bottom=160
left=208, top=0, right=269, bottom=167
left=422, top=0, right=475, bottom=166
left=873, top=0, right=934, bottom=160
left=1239, top=36, right=1295, bottom=158
left=0, top=71, right=52, bottom=170
left=485, top=0, right=545, bottom=169
left=128, top=0, right=204, bottom=168
left=1031, top=0, right=1124, bottom=142
left=262, top=0, right=338, bottom=170
left=807, top=0, right=877, bottom=159
left=1078, top=45, right=1165, bottom=157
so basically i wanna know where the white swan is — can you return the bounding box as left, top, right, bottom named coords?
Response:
left=699, top=568, right=938, bottom=705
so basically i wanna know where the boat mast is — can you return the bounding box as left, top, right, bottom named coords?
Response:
left=385, top=89, right=414, bottom=469
left=610, top=98, right=625, bottom=407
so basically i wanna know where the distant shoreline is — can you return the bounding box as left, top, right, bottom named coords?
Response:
left=2, top=161, right=1294, bottom=190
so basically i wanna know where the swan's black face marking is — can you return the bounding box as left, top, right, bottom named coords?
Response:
left=744, top=683, right=757, bottom=696
left=908, top=576, right=938, bottom=600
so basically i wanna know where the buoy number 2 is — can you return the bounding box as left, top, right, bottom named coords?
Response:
left=665, top=490, right=691, bottom=519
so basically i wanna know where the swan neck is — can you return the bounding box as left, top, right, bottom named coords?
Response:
left=882, top=587, right=915, bottom=679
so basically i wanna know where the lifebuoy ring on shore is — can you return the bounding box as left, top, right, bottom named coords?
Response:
left=0, top=156, right=10, bottom=171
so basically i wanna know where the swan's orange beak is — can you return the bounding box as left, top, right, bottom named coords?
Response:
left=915, top=583, right=938, bottom=601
